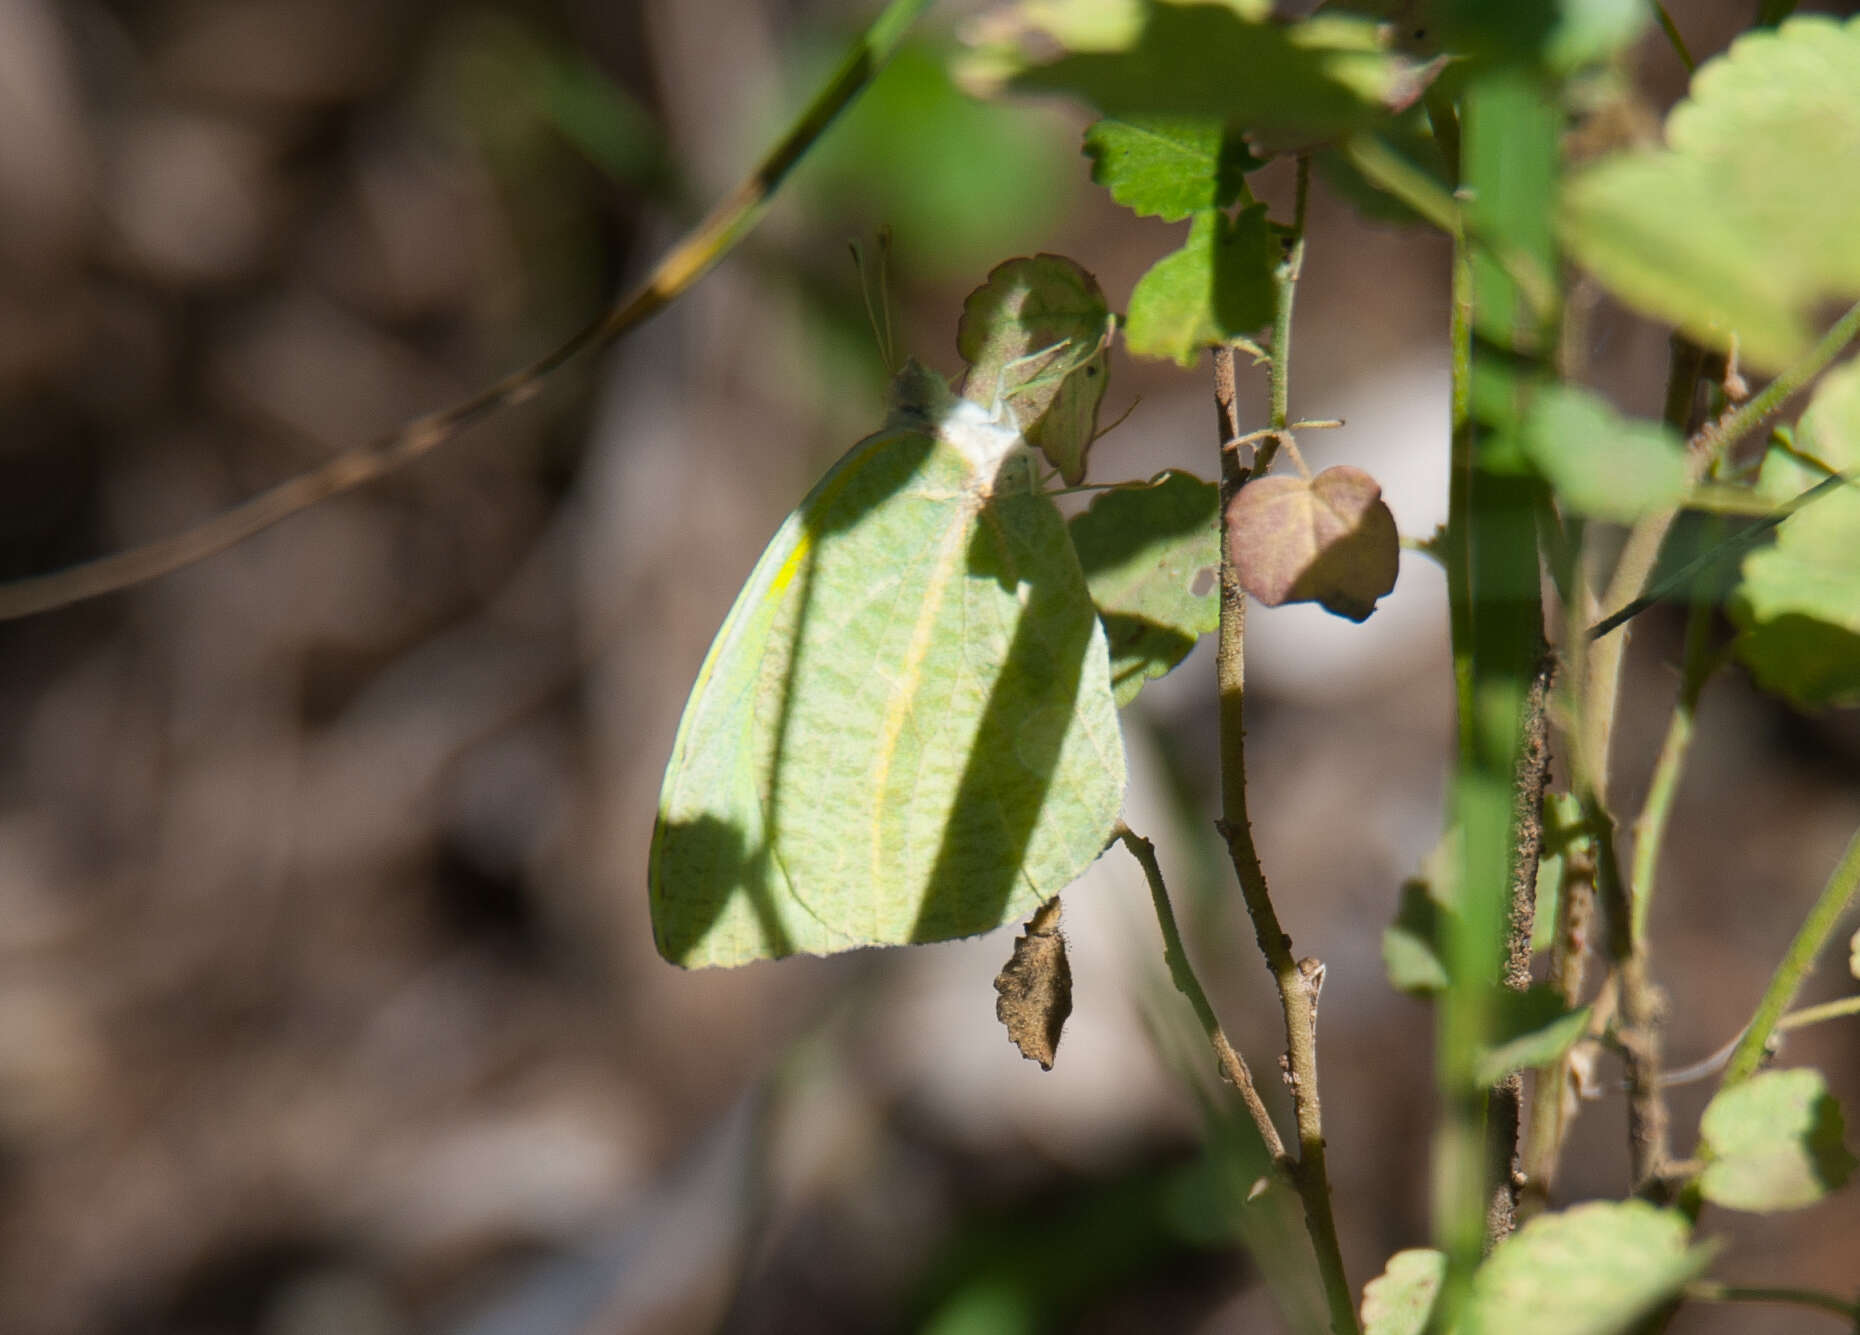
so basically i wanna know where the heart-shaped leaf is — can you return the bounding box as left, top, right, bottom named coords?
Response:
left=1699, top=1068, right=1857, bottom=1212
left=1227, top=464, right=1399, bottom=621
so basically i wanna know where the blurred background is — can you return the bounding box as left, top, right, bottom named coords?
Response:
left=1, top=1, right=1857, bottom=1331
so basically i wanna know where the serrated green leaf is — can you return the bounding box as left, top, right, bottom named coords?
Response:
left=1475, top=988, right=1590, bottom=1086
left=650, top=361, right=1126, bottom=966
left=960, top=2, right=1432, bottom=148
left=956, top=254, right=1113, bottom=485
left=1519, top=385, right=1688, bottom=523
left=1730, top=356, right=1860, bottom=706
left=1068, top=470, right=1220, bottom=707
left=1361, top=1249, right=1445, bottom=1335
left=1699, top=1068, right=1857, bottom=1212
left=1384, top=879, right=1452, bottom=996
left=1125, top=205, right=1277, bottom=366
left=1083, top=115, right=1259, bottom=221
left=1563, top=16, right=1860, bottom=372
left=1461, top=1201, right=1714, bottom=1335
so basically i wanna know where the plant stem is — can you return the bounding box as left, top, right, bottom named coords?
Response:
left=1589, top=298, right=1860, bottom=644
left=1519, top=814, right=1598, bottom=1216
left=1115, top=824, right=1287, bottom=1164
left=1686, top=1282, right=1858, bottom=1322
left=1722, top=821, right=1860, bottom=1086
left=0, top=0, right=933, bottom=622
left=1779, top=994, right=1860, bottom=1031
left=1214, top=157, right=1357, bottom=1335
left=1649, top=1, right=1697, bottom=71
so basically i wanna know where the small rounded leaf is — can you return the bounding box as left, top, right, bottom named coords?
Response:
left=1699, top=1068, right=1857, bottom=1212
left=1361, top=1249, right=1445, bottom=1335
left=1227, top=465, right=1399, bottom=621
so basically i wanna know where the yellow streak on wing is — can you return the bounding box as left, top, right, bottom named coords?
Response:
left=865, top=494, right=979, bottom=932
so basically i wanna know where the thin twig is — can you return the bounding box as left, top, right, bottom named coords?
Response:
left=1649, top=1, right=1697, bottom=71
left=1722, top=821, right=1860, bottom=1087
left=1115, top=824, right=1287, bottom=1164
left=1587, top=297, right=1860, bottom=644
left=1215, top=156, right=1358, bottom=1335
left=1686, top=1282, right=1858, bottom=1323
left=0, top=0, right=933, bottom=622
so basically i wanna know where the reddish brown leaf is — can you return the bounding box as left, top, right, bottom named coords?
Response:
left=1226, top=464, right=1398, bottom=621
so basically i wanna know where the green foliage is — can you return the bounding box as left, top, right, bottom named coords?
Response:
left=1519, top=385, right=1688, bottom=522
left=1124, top=206, right=1277, bottom=365
left=1360, top=1248, right=1445, bottom=1335
left=1359, top=1204, right=1711, bottom=1334
left=1067, top=470, right=1221, bottom=707
left=1083, top=115, right=1259, bottom=221
left=1427, top=0, right=1647, bottom=72
left=1731, top=356, right=1860, bottom=706
left=1474, top=988, right=1589, bottom=1086
left=1384, top=878, right=1452, bottom=996
left=798, top=41, right=1074, bottom=280
left=1698, top=1068, right=1857, bottom=1211
left=961, top=2, right=1429, bottom=146
left=1563, top=16, right=1860, bottom=372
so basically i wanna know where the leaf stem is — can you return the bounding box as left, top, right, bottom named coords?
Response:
left=1115, top=824, right=1287, bottom=1164
left=1649, top=1, right=1697, bottom=71
left=1214, top=157, right=1357, bottom=1335
left=0, top=0, right=934, bottom=622
left=1721, top=820, right=1860, bottom=1086
left=1686, top=1282, right=1858, bottom=1322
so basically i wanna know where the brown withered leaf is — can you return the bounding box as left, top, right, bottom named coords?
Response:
left=1226, top=464, right=1398, bottom=621
left=993, top=897, right=1072, bottom=1070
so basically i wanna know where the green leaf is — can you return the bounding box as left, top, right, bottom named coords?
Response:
left=1562, top=16, right=1860, bottom=372
left=1730, top=356, right=1860, bottom=706
left=960, top=2, right=1436, bottom=149
left=1475, top=988, right=1590, bottom=1086
left=1384, top=878, right=1452, bottom=997
left=1461, top=1201, right=1714, bottom=1335
left=1430, top=0, right=1648, bottom=72
left=1361, top=1249, right=1446, bottom=1335
left=1083, top=115, right=1259, bottom=222
left=1067, top=470, right=1221, bottom=707
left=1520, top=385, right=1688, bottom=523
left=1850, top=925, right=1860, bottom=978
left=650, top=362, right=1126, bottom=966
left=1226, top=464, right=1400, bottom=621
left=1124, top=206, right=1277, bottom=366
left=1698, top=1068, right=1857, bottom=1211
left=957, top=254, right=1114, bottom=487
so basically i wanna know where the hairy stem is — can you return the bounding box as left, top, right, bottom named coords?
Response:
left=0, top=0, right=933, bottom=622
left=1116, top=824, right=1287, bottom=1164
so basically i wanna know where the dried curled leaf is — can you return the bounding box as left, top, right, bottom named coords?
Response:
left=1227, top=464, right=1399, bottom=621
left=993, top=898, right=1073, bottom=1070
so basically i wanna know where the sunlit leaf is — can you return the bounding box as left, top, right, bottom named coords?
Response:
left=650, top=362, right=1125, bottom=966
left=1361, top=1248, right=1445, bottom=1335
left=1699, top=1068, right=1857, bottom=1212
left=1227, top=464, right=1399, bottom=621
left=1124, top=205, right=1277, bottom=366
left=961, top=1, right=1435, bottom=150
left=1068, top=470, right=1220, bottom=707
left=1461, top=1201, right=1714, bottom=1335
left=1520, top=385, right=1687, bottom=523
left=1384, top=879, right=1452, bottom=996
left=1563, top=16, right=1860, bottom=372
left=1083, top=115, right=1259, bottom=221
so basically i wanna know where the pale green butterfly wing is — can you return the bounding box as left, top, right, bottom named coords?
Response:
left=650, top=362, right=1126, bottom=967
